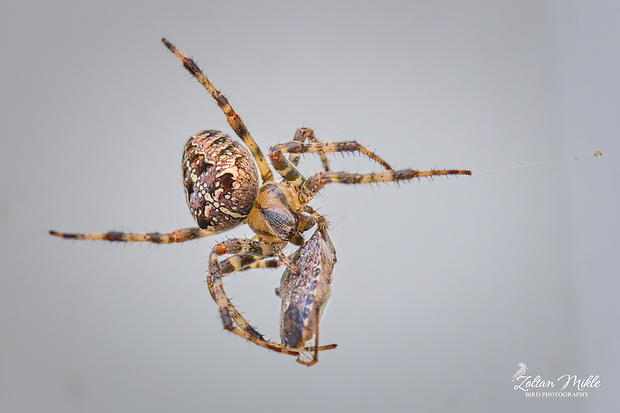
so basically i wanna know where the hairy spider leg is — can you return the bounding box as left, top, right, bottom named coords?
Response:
left=49, top=227, right=217, bottom=243
left=208, top=239, right=280, bottom=338
left=270, top=136, right=396, bottom=189
left=162, top=38, right=273, bottom=183
left=287, top=128, right=330, bottom=171
left=299, top=169, right=472, bottom=204
left=218, top=254, right=281, bottom=275
left=208, top=238, right=337, bottom=359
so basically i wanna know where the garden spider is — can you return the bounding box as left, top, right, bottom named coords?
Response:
left=50, top=38, right=471, bottom=366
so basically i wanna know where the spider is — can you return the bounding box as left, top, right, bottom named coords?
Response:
left=50, top=38, right=471, bottom=366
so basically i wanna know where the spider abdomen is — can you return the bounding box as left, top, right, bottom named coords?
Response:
left=182, top=130, right=259, bottom=232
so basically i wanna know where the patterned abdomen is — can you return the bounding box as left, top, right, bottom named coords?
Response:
left=182, top=130, right=259, bottom=232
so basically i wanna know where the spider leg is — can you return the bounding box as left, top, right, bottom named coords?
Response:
left=49, top=227, right=216, bottom=244
left=218, top=254, right=281, bottom=275
left=288, top=128, right=330, bottom=171
left=162, top=38, right=273, bottom=183
left=208, top=239, right=337, bottom=357
left=299, top=169, right=472, bottom=204
left=269, top=132, right=395, bottom=189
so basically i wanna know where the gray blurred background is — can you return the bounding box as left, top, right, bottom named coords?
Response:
left=1, top=1, right=618, bottom=412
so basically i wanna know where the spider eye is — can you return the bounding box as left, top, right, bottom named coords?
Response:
left=182, top=130, right=259, bottom=232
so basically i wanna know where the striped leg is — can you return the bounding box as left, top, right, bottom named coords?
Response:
left=208, top=239, right=337, bottom=359
left=269, top=136, right=394, bottom=190
left=287, top=128, right=330, bottom=171
left=218, top=254, right=281, bottom=275
left=162, top=38, right=274, bottom=183
left=49, top=227, right=216, bottom=244
left=299, top=169, right=472, bottom=204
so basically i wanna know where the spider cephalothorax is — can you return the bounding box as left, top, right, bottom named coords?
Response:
left=50, top=38, right=471, bottom=366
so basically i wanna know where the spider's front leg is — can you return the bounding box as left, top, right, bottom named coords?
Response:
left=162, top=38, right=274, bottom=183
left=287, top=127, right=330, bottom=171
left=299, top=168, right=471, bottom=203
left=269, top=129, right=471, bottom=203
left=269, top=127, right=395, bottom=189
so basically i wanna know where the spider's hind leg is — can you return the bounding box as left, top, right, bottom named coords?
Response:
left=49, top=227, right=216, bottom=244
